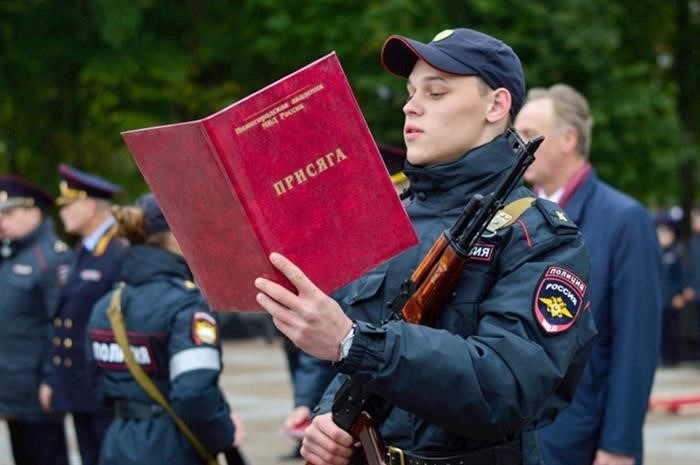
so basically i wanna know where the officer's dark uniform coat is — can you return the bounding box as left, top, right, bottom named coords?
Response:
left=87, top=245, right=234, bottom=465
left=0, top=220, right=72, bottom=419
left=317, top=134, right=597, bottom=465
left=537, top=170, right=663, bottom=464
left=659, top=238, right=687, bottom=365
left=49, top=224, right=127, bottom=412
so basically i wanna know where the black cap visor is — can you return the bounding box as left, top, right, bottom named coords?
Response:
left=381, top=35, right=478, bottom=78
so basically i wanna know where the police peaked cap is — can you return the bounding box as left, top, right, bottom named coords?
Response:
left=56, top=163, right=124, bottom=205
left=0, top=174, right=55, bottom=212
left=377, top=144, right=408, bottom=185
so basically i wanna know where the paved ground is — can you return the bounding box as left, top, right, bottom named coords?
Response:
left=2, top=338, right=700, bottom=464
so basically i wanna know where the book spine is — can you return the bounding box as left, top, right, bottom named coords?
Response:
left=200, top=118, right=277, bottom=272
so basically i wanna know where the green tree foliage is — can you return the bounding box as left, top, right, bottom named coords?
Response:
left=0, top=0, right=697, bottom=211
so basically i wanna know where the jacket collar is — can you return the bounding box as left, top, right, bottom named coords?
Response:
left=561, top=168, right=598, bottom=223
left=3, top=219, right=52, bottom=255
left=122, top=244, right=193, bottom=286
left=403, top=133, right=521, bottom=210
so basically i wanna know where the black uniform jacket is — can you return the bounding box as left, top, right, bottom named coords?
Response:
left=48, top=225, right=127, bottom=413
left=0, top=220, right=71, bottom=420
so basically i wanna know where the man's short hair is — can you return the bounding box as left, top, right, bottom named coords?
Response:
left=527, top=84, right=593, bottom=158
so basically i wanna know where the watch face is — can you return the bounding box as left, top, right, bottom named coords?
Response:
left=339, top=324, right=356, bottom=360
left=341, top=336, right=354, bottom=358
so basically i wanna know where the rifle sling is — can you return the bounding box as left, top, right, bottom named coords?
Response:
left=106, top=284, right=218, bottom=465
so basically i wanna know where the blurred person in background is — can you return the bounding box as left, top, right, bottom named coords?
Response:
left=515, top=83, right=663, bottom=465
left=40, top=164, right=128, bottom=465
left=654, top=212, right=688, bottom=366
left=687, top=207, right=700, bottom=355
left=86, top=193, right=245, bottom=465
left=378, top=143, right=410, bottom=196
left=0, top=175, right=71, bottom=465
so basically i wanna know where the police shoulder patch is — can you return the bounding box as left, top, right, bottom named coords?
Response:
left=191, top=311, right=218, bottom=346
left=533, top=265, right=587, bottom=334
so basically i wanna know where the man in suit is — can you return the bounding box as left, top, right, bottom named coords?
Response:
left=40, top=164, right=128, bottom=465
left=515, top=83, right=664, bottom=465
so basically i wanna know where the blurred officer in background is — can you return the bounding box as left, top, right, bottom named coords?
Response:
left=655, top=213, right=688, bottom=366
left=0, top=175, right=71, bottom=465
left=378, top=143, right=410, bottom=196
left=515, top=83, right=663, bottom=465
left=86, top=193, right=245, bottom=465
left=40, top=164, right=128, bottom=465
left=688, top=207, right=700, bottom=348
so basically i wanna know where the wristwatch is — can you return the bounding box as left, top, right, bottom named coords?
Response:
left=338, top=322, right=357, bottom=362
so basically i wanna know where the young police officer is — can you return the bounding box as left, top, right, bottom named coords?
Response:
left=0, top=175, right=71, bottom=465
left=255, top=28, right=597, bottom=465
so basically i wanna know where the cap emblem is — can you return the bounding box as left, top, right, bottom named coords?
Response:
left=57, top=180, right=88, bottom=205
left=432, top=29, right=454, bottom=42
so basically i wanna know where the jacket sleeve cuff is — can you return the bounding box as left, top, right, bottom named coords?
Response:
left=334, top=320, right=385, bottom=376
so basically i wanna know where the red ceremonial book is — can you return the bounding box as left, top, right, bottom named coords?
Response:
left=122, top=53, right=417, bottom=311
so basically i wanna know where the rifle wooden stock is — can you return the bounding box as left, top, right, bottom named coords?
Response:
left=408, top=234, right=449, bottom=286
left=402, top=241, right=467, bottom=326
left=351, top=412, right=387, bottom=465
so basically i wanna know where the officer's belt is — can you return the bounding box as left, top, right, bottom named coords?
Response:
left=114, top=399, right=165, bottom=420
left=386, top=440, right=521, bottom=465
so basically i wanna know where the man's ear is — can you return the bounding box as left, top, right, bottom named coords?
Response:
left=560, top=126, right=579, bottom=155
left=485, top=88, right=511, bottom=123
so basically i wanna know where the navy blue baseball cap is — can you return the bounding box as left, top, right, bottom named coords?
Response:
left=136, top=193, right=169, bottom=235
left=0, top=174, right=54, bottom=212
left=56, top=163, right=124, bottom=205
left=381, top=28, right=525, bottom=117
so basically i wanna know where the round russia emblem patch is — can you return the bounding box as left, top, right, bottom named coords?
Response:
left=533, top=266, right=587, bottom=334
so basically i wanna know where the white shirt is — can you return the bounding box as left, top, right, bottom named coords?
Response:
left=82, top=216, right=115, bottom=252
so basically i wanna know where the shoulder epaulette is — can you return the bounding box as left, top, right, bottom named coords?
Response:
left=169, top=277, right=199, bottom=292
left=534, top=199, right=578, bottom=232
left=486, top=197, right=535, bottom=234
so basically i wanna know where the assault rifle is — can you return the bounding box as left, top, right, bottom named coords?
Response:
left=309, top=129, right=543, bottom=465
